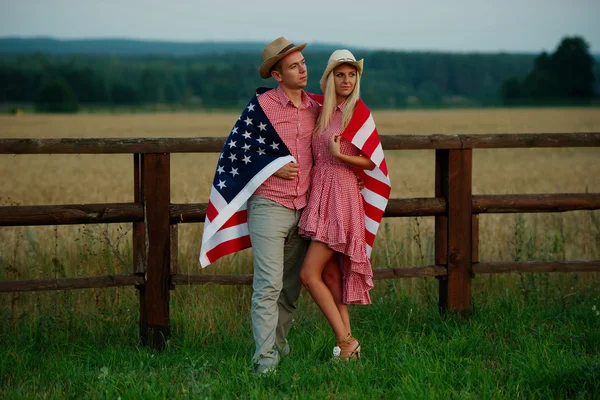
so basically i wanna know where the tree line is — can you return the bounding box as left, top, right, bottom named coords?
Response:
left=501, top=37, right=596, bottom=104
left=0, top=36, right=597, bottom=112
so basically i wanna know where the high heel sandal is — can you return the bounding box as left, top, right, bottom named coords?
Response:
left=335, top=333, right=361, bottom=360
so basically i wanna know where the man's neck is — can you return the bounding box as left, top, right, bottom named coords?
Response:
left=280, top=86, right=303, bottom=107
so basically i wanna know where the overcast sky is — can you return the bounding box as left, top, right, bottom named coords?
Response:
left=2, top=0, right=599, bottom=53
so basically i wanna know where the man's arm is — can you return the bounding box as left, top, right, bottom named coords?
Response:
left=273, top=162, right=300, bottom=180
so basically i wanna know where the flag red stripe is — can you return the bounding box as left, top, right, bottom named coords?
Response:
left=207, top=200, right=218, bottom=222
left=342, top=121, right=361, bottom=142
left=361, top=174, right=392, bottom=198
left=205, top=234, right=252, bottom=265
left=363, top=201, right=385, bottom=222
left=359, top=129, right=380, bottom=157
left=220, top=210, right=248, bottom=230
left=342, top=108, right=369, bottom=142
left=379, top=158, right=389, bottom=176
left=365, top=230, right=376, bottom=247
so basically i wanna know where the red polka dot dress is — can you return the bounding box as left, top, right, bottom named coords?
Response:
left=298, top=105, right=374, bottom=304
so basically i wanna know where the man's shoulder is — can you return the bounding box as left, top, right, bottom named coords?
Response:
left=307, top=96, right=321, bottom=109
left=304, top=92, right=323, bottom=109
left=257, top=87, right=278, bottom=102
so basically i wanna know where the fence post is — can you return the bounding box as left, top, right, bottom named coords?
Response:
left=447, top=149, right=473, bottom=315
left=436, top=149, right=473, bottom=315
left=472, top=215, right=479, bottom=265
left=133, top=153, right=149, bottom=346
left=133, top=153, right=147, bottom=274
left=170, top=225, right=178, bottom=290
left=435, top=150, right=449, bottom=312
left=140, top=153, right=171, bottom=349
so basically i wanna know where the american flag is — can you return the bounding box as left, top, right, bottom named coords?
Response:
left=337, top=98, right=391, bottom=256
left=199, top=91, right=390, bottom=267
left=199, top=88, right=296, bottom=267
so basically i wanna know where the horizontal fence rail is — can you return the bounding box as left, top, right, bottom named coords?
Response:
left=2, top=194, right=599, bottom=227
left=1, top=133, right=600, bottom=154
left=0, top=266, right=450, bottom=293
left=0, top=274, right=144, bottom=293
left=474, top=261, right=600, bottom=274
left=3, top=261, right=600, bottom=293
left=1, top=132, right=599, bottom=349
left=0, top=203, right=144, bottom=226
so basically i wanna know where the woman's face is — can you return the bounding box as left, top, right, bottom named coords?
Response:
left=333, top=64, right=357, bottom=101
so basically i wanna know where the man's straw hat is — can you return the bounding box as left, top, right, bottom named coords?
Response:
left=319, top=49, right=364, bottom=93
left=259, top=37, right=307, bottom=79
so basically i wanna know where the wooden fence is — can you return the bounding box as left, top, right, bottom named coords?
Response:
left=1, top=133, right=600, bottom=349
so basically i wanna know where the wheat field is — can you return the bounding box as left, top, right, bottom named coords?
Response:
left=1, top=107, right=599, bottom=283
left=1, top=107, right=600, bottom=399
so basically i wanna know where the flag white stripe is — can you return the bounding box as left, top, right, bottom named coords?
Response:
left=199, top=223, right=249, bottom=267
left=199, top=252, right=211, bottom=267
left=208, top=187, right=228, bottom=213
left=364, top=166, right=391, bottom=186
left=364, top=215, right=379, bottom=235
left=350, top=115, right=376, bottom=149
left=203, top=223, right=249, bottom=253
left=370, top=143, right=385, bottom=166
left=362, top=188, right=389, bottom=210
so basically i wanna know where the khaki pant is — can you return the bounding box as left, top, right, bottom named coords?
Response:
left=247, top=195, right=308, bottom=371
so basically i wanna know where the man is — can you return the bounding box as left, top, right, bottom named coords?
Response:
left=200, top=36, right=318, bottom=373
left=248, top=36, right=320, bottom=374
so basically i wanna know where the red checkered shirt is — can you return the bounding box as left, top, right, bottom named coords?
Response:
left=255, top=86, right=320, bottom=210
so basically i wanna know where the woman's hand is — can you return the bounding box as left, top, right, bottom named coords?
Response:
left=329, top=134, right=376, bottom=171
left=329, top=134, right=342, bottom=159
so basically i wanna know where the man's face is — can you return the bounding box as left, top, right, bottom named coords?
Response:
left=272, top=51, right=307, bottom=90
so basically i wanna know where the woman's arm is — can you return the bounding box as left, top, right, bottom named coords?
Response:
left=329, top=134, right=376, bottom=171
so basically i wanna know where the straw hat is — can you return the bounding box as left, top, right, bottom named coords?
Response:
left=319, top=49, right=364, bottom=93
left=259, top=37, right=307, bottom=79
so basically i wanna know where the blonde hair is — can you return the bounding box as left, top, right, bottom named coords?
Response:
left=314, top=65, right=361, bottom=136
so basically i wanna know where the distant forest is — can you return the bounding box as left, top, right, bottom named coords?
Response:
left=0, top=37, right=598, bottom=112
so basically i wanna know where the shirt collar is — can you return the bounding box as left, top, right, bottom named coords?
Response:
left=275, top=86, right=312, bottom=109
left=336, top=101, right=347, bottom=112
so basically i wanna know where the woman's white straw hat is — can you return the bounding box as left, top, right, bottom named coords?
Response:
left=319, top=49, right=364, bottom=93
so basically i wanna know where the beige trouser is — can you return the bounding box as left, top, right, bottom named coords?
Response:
left=247, top=195, right=308, bottom=371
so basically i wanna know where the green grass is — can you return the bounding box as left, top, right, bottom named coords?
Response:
left=1, top=282, right=599, bottom=399
left=1, top=213, right=599, bottom=398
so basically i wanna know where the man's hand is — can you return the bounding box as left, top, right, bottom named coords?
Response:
left=357, top=175, right=365, bottom=190
left=274, top=162, right=300, bottom=180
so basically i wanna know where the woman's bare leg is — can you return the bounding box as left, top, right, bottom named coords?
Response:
left=299, top=241, right=349, bottom=341
left=322, top=257, right=351, bottom=336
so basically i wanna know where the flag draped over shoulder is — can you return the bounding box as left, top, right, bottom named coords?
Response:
left=199, top=88, right=295, bottom=267
left=335, top=98, right=392, bottom=257
left=307, top=93, right=391, bottom=256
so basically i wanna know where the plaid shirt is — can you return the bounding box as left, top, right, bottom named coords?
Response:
left=255, top=86, right=320, bottom=210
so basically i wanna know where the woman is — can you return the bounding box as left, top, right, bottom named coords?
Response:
left=298, top=49, right=389, bottom=360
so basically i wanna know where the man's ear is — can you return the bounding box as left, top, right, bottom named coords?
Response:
left=271, top=70, right=283, bottom=82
